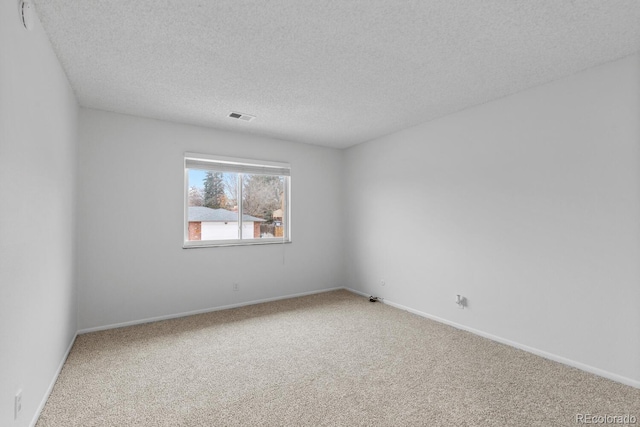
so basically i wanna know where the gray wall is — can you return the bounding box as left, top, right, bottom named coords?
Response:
left=76, top=108, right=345, bottom=330
left=344, top=54, right=640, bottom=386
left=0, top=2, right=78, bottom=426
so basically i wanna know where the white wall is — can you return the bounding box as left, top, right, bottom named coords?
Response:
left=199, top=221, right=254, bottom=241
left=200, top=221, right=238, bottom=241
left=344, top=54, right=640, bottom=385
left=77, top=108, right=344, bottom=330
left=241, top=222, right=256, bottom=240
left=0, top=2, right=78, bottom=426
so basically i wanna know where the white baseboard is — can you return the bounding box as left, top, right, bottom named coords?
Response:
left=77, top=287, right=344, bottom=334
left=30, top=332, right=77, bottom=427
left=38, top=285, right=638, bottom=427
left=344, top=288, right=370, bottom=298
left=343, top=287, right=640, bottom=389
left=32, top=288, right=343, bottom=425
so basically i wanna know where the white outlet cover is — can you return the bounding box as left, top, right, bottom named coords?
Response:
left=15, top=390, right=22, bottom=419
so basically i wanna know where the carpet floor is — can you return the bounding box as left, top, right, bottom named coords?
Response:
left=37, top=290, right=639, bottom=426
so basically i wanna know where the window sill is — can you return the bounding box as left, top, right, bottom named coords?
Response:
left=183, top=239, right=292, bottom=249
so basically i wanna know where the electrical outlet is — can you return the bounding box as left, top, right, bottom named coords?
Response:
left=233, top=283, right=239, bottom=292
left=14, top=390, right=22, bottom=420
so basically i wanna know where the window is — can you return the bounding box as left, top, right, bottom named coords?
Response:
left=184, top=153, right=290, bottom=247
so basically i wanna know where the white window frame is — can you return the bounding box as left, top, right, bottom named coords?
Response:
left=183, top=152, right=291, bottom=248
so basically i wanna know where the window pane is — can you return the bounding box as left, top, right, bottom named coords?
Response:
left=241, top=174, right=285, bottom=240
left=187, top=169, right=239, bottom=241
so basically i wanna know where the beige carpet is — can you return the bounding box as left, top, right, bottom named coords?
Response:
left=37, top=290, right=639, bottom=426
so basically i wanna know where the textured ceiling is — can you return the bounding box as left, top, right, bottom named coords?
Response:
left=34, top=1, right=640, bottom=148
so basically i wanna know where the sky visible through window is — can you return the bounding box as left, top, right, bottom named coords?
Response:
left=188, top=169, right=207, bottom=191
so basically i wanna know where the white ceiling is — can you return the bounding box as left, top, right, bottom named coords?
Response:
left=33, top=1, right=640, bottom=149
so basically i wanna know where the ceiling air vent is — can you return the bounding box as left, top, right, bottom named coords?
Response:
left=228, top=112, right=255, bottom=122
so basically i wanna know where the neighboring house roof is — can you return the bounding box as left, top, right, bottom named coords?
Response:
left=188, top=206, right=264, bottom=222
